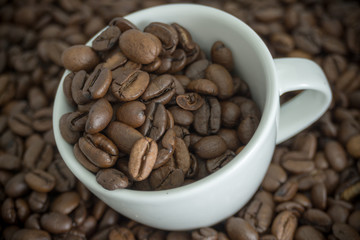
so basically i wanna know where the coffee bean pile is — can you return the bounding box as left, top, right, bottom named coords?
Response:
left=59, top=16, right=260, bottom=191
left=1, top=0, right=359, bottom=239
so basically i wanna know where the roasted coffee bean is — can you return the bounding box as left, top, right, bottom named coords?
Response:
left=275, top=201, right=304, bottom=218
left=302, top=209, right=332, bottom=232
left=176, top=93, right=205, bottom=111
left=109, top=17, right=138, bottom=32
left=154, top=128, right=176, bottom=169
left=144, top=22, right=178, bottom=55
left=116, top=101, right=146, bottom=128
left=74, top=143, right=100, bottom=173
left=187, top=79, right=218, bottom=96
left=129, top=137, right=158, bottom=181
left=241, top=195, right=273, bottom=234
left=274, top=179, right=298, bottom=202
left=82, top=66, right=112, bottom=100
left=168, top=49, right=187, bottom=73
left=311, top=182, right=327, bottom=210
left=205, top=64, right=234, bottom=99
left=193, top=135, right=227, bottom=160
left=92, top=26, right=121, bottom=52
left=106, top=121, right=143, bottom=154
left=217, top=128, right=241, bottom=151
left=103, top=51, right=127, bottom=70
left=11, top=229, right=51, bottom=240
left=139, top=102, right=167, bottom=141
left=1, top=197, right=16, bottom=224
left=66, top=111, right=88, bottom=132
left=40, top=211, right=72, bottom=234
left=8, top=112, right=33, bottom=137
left=347, top=134, right=360, bottom=158
left=0, top=153, right=21, bottom=171
left=206, top=150, right=235, bottom=173
left=62, top=45, right=99, bottom=72
left=24, top=169, right=56, bottom=193
left=211, top=41, right=234, bottom=71
left=327, top=204, right=349, bottom=223
left=271, top=211, right=297, bottom=240
left=172, top=23, right=196, bottom=52
left=332, top=223, right=360, bottom=240
left=168, top=106, right=193, bottom=126
left=226, top=217, right=259, bottom=240
left=193, top=96, right=221, bottom=135
left=23, top=134, right=53, bottom=170
left=324, top=140, right=348, bottom=172
left=5, top=172, right=29, bottom=198
left=32, top=107, right=53, bottom=132
left=96, top=168, right=129, bottom=190
left=149, top=166, right=184, bottom=190
left=281, top=157, right=315, bottom=174
left=78, top=133, right=118, bottom=168
left=173, top=137, right=191, bottom=174
left=185, top=59, right=210, bottom=80
left=192, top=227, right=218, bottom=240
left=293, top=26, right=322, bottom=55
left=141, top=74, right=176, bottom=105
left=111, top=69, right=150, bottom=101
left=261, top=163, right=287, bottom=192
left=28, top=191, right=49, bottom=213
left=221, top=101, right=241, bottom=128
left=50, top=191, right=80, bottom=215
left=237, top=115, right=260, bottom=144
left=48, top=157, right=76, bottom=192
left=294, top=225, right=325, bottom=240
left=119, top=29, right=161, bottom=64
left=71, top=70, right=91, bottom=105
left=14, top=198, right=30, bottom=222
left=85, top=98, right=113, bottom=134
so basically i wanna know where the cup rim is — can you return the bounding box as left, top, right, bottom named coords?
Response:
left=53, top=3, right=278, bottom=199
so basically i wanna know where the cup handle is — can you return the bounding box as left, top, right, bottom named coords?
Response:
left=274, top=58, right=332, bottom=144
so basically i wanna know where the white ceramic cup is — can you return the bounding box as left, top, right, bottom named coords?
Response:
left=53, top=3, right=332, bottom=231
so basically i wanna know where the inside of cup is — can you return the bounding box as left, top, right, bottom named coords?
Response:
left=54, top=3, right=277, bottom=195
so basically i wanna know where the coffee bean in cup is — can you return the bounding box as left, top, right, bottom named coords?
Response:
left=60, top=18, right=261, bottom=191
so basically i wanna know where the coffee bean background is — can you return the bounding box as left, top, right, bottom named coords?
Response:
left=0, top=0, right=359, bottom=239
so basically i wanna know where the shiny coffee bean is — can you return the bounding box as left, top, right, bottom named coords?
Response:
left=193, top=135, right=227, bottom=159
left=78, top=133, right=118, bottom=168
left=141, top=74, right=176, bottom=105
left=40, top=211, right=72, bottom=234
left=144, top=22, right=178, bottom=55
left=211, top=41, right=234, bottom=71
left=149, top=166, right=184, bottom=190
left=226, top=217, right=259, bottom=240
left=50, top=191, right=80, bottom=215
left=62, top=45, right=99, bottom=72
left=139, top=102, right=168, bottom=141
left=92, top=26, right=121, bottom=52
left=176, top=93, right=204, bottom=111
left=48, top=157, right=76, bottom=192
left=24, top=169, right=55, bottom=193
left=205, top=64, right=234, bottom=99
left=129, top=137, right=158, bottom=181
left=85, top=98, right=113, bottom=134
left=116, top=101, right=146, bottom=128
left=111, top=69, right=150, bottom=101
left=106, top=121, right=143, bottom=154
left=206, top=150, right=235, bottom=173
left=119, top=29, right=162, bottom=64
left=271, top=211, right=297, bottom=240
left=82, top=66, right=112, bottom=100
left=193, top=96, right=221, bottom=135
left=168, top=106, right=193, bottom=126
left=187, top=79, right=219, bottom=96
left=96, top=168, right=129, bottom=190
